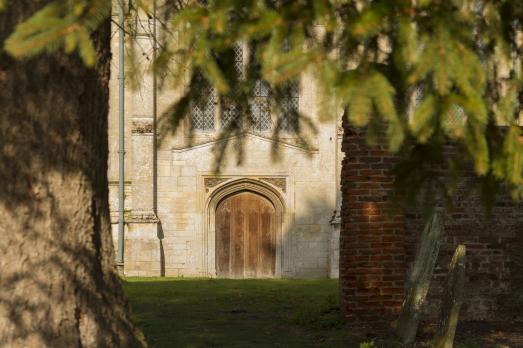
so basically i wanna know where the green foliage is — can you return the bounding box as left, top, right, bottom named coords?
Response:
left=359, top=341, right=377, bottom=348
left=4, top=0, right=523, bottom=205
left=152, top=0, right=523, bottom=205
left=4, top=0, right=110, bottom=66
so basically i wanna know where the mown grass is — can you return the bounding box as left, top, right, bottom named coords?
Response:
left=123, top=278, right=358, bottom=348
left=123, top=278, right=490, bottom=348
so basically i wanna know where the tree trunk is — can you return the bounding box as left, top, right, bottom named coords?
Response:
left=0, top=2, right=145, bottom=347
left=433, top=245, right=466, bottom=348
left=395, top=208, right=444, bottom=344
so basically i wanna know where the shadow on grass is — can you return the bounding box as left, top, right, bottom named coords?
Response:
left=123, top=278, right=359, bottom=348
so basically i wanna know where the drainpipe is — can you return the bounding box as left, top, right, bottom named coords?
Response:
left=116, top=0, right=125, bottom=266
left=152, top=0, right=157, bottom=216
left=152, top=0, right=165, bottom=277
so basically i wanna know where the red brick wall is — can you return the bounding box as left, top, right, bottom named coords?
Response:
left=404, top=173, right=523, bottom=321
left=339, top=126, right=407, bottom=321
left=340, top=124, right=523, bottom=322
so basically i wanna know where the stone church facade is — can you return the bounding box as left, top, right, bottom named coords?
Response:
left=107, top=20, right=343, bottom=278
left=106, top=15, right=522, bottom=321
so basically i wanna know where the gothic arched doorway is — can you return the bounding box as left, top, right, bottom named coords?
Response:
left=215, top=192, right=276, bottom=278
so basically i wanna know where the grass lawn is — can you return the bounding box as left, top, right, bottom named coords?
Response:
left=123, top=278, right=361, bottom=348
left=124, top=278, right=521, bottom=348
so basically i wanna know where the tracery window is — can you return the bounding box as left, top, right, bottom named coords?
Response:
left=191, top=71, right=216, bottom=131
left=250, top=80, right=272, bottom=131
left=221, top=44, right=244, bottom=130
left=278, top=80, right=299, bottom=132
left=190, top=45, right=299, bottom=133
left=410, top=85, right=466, bottom=127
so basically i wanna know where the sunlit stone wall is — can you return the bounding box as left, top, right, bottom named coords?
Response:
left=106, top=19, right=342, bottom=278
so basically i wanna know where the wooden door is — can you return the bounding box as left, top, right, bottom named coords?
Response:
left=216, top=192, right=276, bottom=278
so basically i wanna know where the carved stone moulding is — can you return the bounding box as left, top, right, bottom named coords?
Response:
left=259, top=177, right=286, bottom=193
left=204, top=177, right=231, bottom=192
left=131, top=117, right=154, bottom=134
left=204, top=176, right=287, bottom=194
left=127, top=210, right=159, bottom=223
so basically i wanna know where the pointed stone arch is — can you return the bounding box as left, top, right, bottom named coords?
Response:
left=203, top=178, right=287, bottom=277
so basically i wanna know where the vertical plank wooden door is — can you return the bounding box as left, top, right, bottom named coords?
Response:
left=216, top=192, right=276, bottom=278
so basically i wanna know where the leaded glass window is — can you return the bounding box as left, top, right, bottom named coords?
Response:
left=221, top=45, right=243, bottom=129
left=410, top=85, right=466, bottom=127
left=191, top=72, right=215, bottom=131
left=413, top=84, right=424, bottom=108
left=446, top=104, right=466, bottom=127
left=233, top=44, right=244, bottom=79
left=277, top=38, right=300, bottom=133
left=190, top=44, right=300, bottom=134
left=250, top=80, right=272, bottom=131
left=278, top=80, right=300, bottom=132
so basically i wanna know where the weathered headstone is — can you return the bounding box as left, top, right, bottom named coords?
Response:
left=433, top=245, right=467, bottom=348
left=395, top=208, right=444, bottom=343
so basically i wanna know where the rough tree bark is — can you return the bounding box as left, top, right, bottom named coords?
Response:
left=0, top=2, right=145, bottom=347
left=395, top=208, right=444, bottom=344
